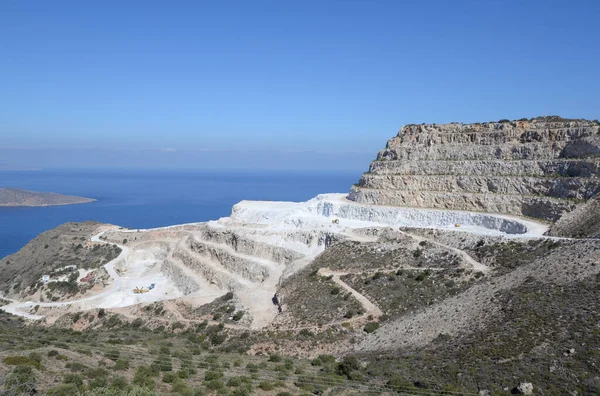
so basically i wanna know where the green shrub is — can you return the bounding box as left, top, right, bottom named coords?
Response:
left=86, top=367, right=109, bottom=379
left=47, top=349, right=59, bottom=357
left=162, top=372, right=176, bottom=383
left=227, top=376, right=242, bottom=387
left=231, top=387, right=252, bottom=396
left=311, top=354, right=336, bottom=366
left=153, top=355, right=172, bottom=371
left=133, top=366, right=155, bottom=388
left=210, top=333, right=227, bottom=345
left=47, top=384, right=78, bottom=396
left=268, top=354, right=282, bottom=362
left=4, top=365, right=36, bottom=394
left=259, top=381, right=274, bottom=391
left=171, top=321, right=185, bottom=330
left=372, top=272, right=383, bottom=280
left=337, top=355, right=360, bottom=378
left=75, top=347, right=93, bottom=356
left=110, top=375, right=129, bottom=389
left=28, top=352, right=42, bottom=364
left=88, top=377, right=108, bottom=389
left=232, top=311, right=244, bottom=321
left=105, top=349, right=120, bottom=361
left=2, top=355, right=42, bottom=369
left=387, top=374, right=417, bottom=390
left=86, top=386, right=157, bottom=395
left=66, top=362, right=87, bottom=372
left=159, top=345, right=171, bottom=355
left=284, top=358, right=294, bottom=370
left=114, top=358, right=130, bottom=370
left=171, top=378, right=193, bottom=395
left=205, top=379, right=224, bottom=390
left=415, top=270, right=431, bottom=281
left=221, top=291, right=234, bottom=301
left=131, top=318, right=144, bottom=329
left=63, top=373, right=84, bottom=388
left=205, top=370, right=224, bottom=381
left=363, top=322, right=380, bottom=333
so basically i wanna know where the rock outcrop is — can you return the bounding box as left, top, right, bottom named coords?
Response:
left=348, top=117, right=600, bottom=221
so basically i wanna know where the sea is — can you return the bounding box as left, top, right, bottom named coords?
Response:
left=0, top=168, right=360, bottom=259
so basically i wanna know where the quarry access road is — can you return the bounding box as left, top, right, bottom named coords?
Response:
left=0, top=228, right=129, bottom=320
left=318, top=268, right=383, bottom=318
left=398, top=230, right=491, bottom=273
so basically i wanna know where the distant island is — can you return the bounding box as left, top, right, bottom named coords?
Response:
left=0, top=188, right=95, bottom=207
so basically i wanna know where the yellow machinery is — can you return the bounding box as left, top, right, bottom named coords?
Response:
left=133, top=286, right=149, bottom=294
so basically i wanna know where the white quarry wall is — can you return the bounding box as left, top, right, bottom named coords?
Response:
left=230, top=193, right=546, bottom=236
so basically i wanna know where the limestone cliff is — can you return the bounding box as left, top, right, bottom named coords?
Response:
left=348, top=116, right=600, bottom=221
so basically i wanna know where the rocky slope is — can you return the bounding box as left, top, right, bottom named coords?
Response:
left=349, top=116, right=600, bottom=221
left=547, top=193, right=600, bottom=238
left=0, top=188, right=95, bottom=206
left=0, top=222, right=121, bottom=299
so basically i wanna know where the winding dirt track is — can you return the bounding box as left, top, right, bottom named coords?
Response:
left=318, top=268, right=383, bottom=317
left=398, top=229, right=491, bottom=273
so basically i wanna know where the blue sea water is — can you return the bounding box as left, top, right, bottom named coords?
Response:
left=0, top=169, right=360, bottom=259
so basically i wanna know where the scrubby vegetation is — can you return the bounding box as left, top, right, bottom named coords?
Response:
left=274, top=265, right=364, bottom=326
left=0, top=310, right=372, bottom=394
left=343, top=268, right=477, bottom=319
left=359, top=273, right=600, bottom=395
left=0, top=221, right=121, bottom=298
left=470, top=238, right=561, bottom=274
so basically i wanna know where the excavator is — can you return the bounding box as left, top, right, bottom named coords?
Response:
left=133, top=286, right=150, bottom=294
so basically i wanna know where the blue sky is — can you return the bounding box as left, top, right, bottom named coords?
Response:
left=1, top=0, right=599, bottom=169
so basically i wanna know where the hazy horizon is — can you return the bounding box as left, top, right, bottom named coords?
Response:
left=0, top=147, right=375, bottom=171
left=2, top=0, right=599, bottom=170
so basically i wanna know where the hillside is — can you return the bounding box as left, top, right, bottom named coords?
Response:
left=2, top=117, right=600, bottom=394
left=0, top=188, right=95, bottom=207
left=547, top=193, right=600, bottom=238
left=0, top=222, right=121, bottom=300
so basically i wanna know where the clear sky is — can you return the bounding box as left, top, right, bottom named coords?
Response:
left=1, top=0, right=599, bottom=169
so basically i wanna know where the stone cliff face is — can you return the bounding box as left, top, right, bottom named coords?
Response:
left=348, top=117, right=600, bottom=221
